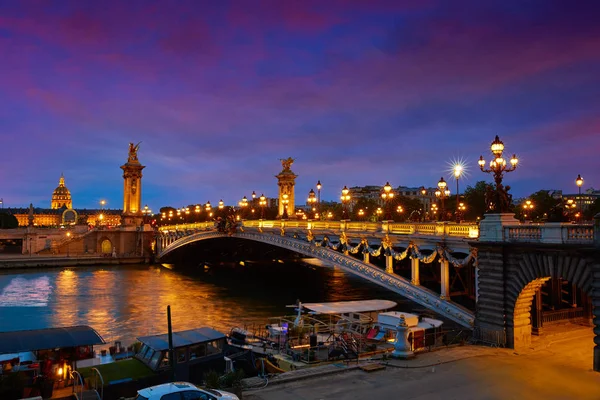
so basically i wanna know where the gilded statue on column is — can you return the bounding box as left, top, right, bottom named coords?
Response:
left=128, top=142, right=141, bottom=162
left=279, top=157, right=295, bottom=172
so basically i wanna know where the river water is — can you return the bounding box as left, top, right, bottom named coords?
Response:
left=0, top=261, right=419, bottom=345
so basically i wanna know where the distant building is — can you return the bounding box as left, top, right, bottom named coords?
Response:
left=5, top=175, right=122, bottom=227
left=563, top=188, right=600, bottom=211
left=348, top=185, right=437, bottom=211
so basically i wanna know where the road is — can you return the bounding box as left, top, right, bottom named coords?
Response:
left=244, top=325, right=600, bottom=400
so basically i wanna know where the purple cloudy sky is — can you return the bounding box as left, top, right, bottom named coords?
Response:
left=1, top=0, right=599, bottom=210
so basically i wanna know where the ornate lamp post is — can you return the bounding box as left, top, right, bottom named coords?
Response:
left=281, top=194, right=289, bottom=219
left=239, top=196, right=248, bottom=219
left=340, top=186, right=351, bottom=220
left=316, top=180, right=322, bottom=218
left=358, top=208, right=365, bottom=221
left=453, top=164, right=464, bottom=222
left=307, top=189, right=317, bottom=219
left=259, top=194, right=267, bottom=219
left=478, top=135, right=518, bottom=212
left=205, top=201, right=212, bottom=220
left=565, top=199, right=576, bottom=221
left=522, top=199, right=534, bottom=220
left=381, top=182, right=395, bottom=221
left=142, top=204, right=152, bottom=224
left=435, top=177, right=450, bottom=221
left=420, top=187, right=427, bottom=221
left=575, top=174, right=583, bottom=218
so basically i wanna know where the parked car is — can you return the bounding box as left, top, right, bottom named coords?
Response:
left=135, top=381, right=240, bottom=400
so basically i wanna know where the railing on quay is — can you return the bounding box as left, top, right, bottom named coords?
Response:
left=504, top=223, right=594, bottom=245
left=542, top=307, right=586, bottom=324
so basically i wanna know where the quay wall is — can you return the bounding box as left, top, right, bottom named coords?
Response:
left=0, top=255, right=150, bottom=269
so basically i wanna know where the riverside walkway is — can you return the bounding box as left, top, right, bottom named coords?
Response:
left=243, top=324, right=598, bottom=400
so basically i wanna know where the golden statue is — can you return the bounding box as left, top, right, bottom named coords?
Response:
left=128, top=142, right=141, bottom=162
left=280, top=157, right=295, bottom=171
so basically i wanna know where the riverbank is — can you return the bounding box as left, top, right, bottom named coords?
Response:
left=0, top=254, right=151, bottom=269
left=243, top=323, right=598, bottom=399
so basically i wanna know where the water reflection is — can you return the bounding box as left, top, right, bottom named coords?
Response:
left=0, top=263, right=412, bottom=344
left=0, top=276, right=52, bottom=307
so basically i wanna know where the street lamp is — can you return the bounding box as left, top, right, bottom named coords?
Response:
left=576, top=174, right=583, bottom=218
left=565, top=199, right=577, bottom=221
left=239, top=196, right=248, bottom=219
left=478, top=135, right=518, bottom=212
left=307, top=189, right=317, bottom=219
left=100, top=200, right=106, bottom=210
left=381, top=182, right=395, bottom=221
left=340, top=186, right=351, bottom=220
left=0, top=198, right=3, bottom=210
left=453, top=164, right=464, bottom=222
left=420, top=187, right=427, bottom=221
left=281, top=194, right=289, bottom=219
left=431, top=203, right=438, bottom=218
left=316, top=180, right=322, bottom=218
left=142, top=205, right=152, bottom=224
left=522, top=199, right=534, bottom=220
left=376, top=207, right=383, bottom=221
left=358, top=208, right=365, bottom=221
left=66, top=231, right=71, bottom=257
left=435, top=177, right=450, bottom=221
left=259, top=194, right=267, bottom=219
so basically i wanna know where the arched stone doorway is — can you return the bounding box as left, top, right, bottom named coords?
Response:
left=507, top=253, right=593, bottom=350
left=101, top=239, right=112, bottom=254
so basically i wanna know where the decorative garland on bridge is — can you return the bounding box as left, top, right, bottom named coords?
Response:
left=158, top=226, right=477, bottom=268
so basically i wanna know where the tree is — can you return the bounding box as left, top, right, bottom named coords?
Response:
left=462, top=181, right=489, bottom=221
left=585, top=198, right=600, bottom=220
left=0, top=213, right=18, bottom=229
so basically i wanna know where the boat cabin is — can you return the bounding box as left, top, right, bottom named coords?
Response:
left=0, top=325, right=105, bottom=398
left=135, top=327, right=227, bottom=382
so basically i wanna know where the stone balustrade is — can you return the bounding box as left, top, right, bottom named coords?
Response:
left=158, top=219, right=480, bottom=239
left=504, top=223, right=594, bottom=245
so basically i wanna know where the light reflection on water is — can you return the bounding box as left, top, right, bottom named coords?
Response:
left=0, top=263, right=413, bottom=345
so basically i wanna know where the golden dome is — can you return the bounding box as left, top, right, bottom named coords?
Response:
left=51, top=174, right=73, bottom=209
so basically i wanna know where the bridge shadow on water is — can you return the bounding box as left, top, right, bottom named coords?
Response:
left=160, top=237, right=464, bottom=328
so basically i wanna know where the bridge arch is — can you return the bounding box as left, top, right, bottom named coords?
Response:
left=507, top=252, right=593, bottom=349
left=157, top=230, right=474, bottom=327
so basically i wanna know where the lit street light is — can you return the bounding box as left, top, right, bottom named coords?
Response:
left=307, top=189, right=317, bottom=219
left=576, top=174, right=583, bottom=219
left=340, top=186, right=351, bottom=220
left=522, top=199, right=534, bottom=220
left=381, top=182, right=395, bottom=221
left=478, top=135, right=518, bottom=212
left=281, top=194, right=289, bottom=219
left=453, top=164, right=464, bottom=222
left=316, top=180, right=322, bottom=219
left=259, top=194, right=267, bottom=219
left=435, top=177, right=450, bottom=221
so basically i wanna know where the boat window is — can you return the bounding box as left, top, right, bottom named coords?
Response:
left=189, top=344, right=206, bottom=360
left=138, top=344, right=149, bottom=357
left=149, top=350, right=162, bottom=369
left=143, top=349, right=155, bottom=363
left=177, top=349, right=187, bottom=363
left=159, top=351, right=170, bottom=369
left=206, top=339, right=223, bottom=356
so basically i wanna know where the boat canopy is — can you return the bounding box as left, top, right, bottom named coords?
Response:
left=0, top=325, right=105, bottom=355
left=137, top=327, right=225, bottom=352
left=301, top=300, right=397, bottom=315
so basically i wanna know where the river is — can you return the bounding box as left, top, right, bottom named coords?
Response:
left=0, top=261, right=420, bottom=345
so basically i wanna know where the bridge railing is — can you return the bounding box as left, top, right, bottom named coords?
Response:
left=158, top=219, right=480, bottom=240
left=504, top=223, right=594, bottom=244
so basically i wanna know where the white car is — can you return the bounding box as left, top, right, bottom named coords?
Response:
left=135, top=382, right=240, bottom=400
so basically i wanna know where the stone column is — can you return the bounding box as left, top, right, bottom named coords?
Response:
left=410, top=257, right=420, bottom=286
left=440, top=258, right=450, bottom=299
left=531, top=288, right=543, bottom=336
left=385, top=255, right=394, bottom=274
left=591, top=252, right=600, bottom=372
left=474, top=265, right=480, bottom=303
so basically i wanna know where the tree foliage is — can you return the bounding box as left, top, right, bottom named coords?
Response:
left=462, top=181, right=489, bottom=221
left=0, top=213, right=18, bottom=229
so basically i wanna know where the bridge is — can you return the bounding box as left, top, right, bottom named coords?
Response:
left=156, top=216, right=600, bottom=371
